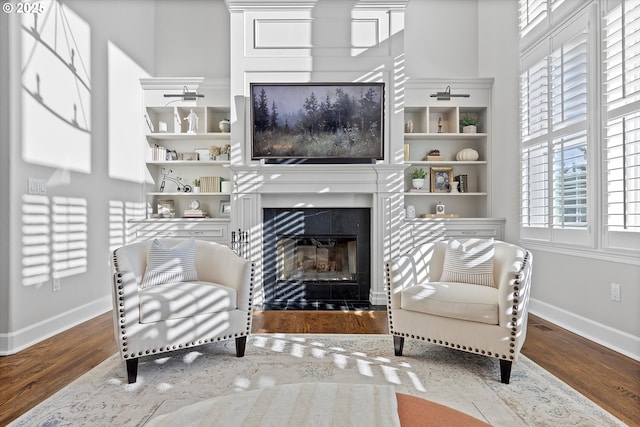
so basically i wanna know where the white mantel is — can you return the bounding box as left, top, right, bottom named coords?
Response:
left=227, top=0, right=409, bottom=305
left=230, top=163, right=406, bottom=305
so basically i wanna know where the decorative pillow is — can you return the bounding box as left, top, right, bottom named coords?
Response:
left=140, top=239, right=198, bottom=288
left=440, top=239, right=495, bottom=288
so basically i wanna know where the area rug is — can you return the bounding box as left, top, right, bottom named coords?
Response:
left=10, top=334, right=625, bottom=427
left=145, top=382, right=401, bottom=427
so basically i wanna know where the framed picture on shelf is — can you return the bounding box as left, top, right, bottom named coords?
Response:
left=157, top=200, right=175, bottom=218
left=219, top=201, right=231, bottom=217
left=181, top=152, right=198, bottom=161
left=430, top=167, right=453, bottom=193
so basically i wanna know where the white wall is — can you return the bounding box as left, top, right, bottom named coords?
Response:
left=154, top=0, right=230, bottom=77
left=0, top=0, right=156, bottom=354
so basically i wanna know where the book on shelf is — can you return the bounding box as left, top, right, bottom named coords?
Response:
left=408, top=188, right=430, bottom=193
left=183, top=209, right=207, bottom=218
left=152, top=145, right=166, bottom=161
left=199, top=176, right=221, bottom=192
left=427, top=155, right=445, bottom=161
left=419, top=213, right=460, bottom=218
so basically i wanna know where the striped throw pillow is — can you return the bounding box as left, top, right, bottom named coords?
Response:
left=440, top=239, right=495, bottom=288
left=140, top=239, right=199, bottom=288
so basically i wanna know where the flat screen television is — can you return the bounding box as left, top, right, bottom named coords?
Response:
left=251, top=82, right=384, bottom=163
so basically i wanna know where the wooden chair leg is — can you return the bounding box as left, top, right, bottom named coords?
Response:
left=500, top=359, right=512, bottom=384
left=126, top=358, right=139, bottom=384
left=393, top=335, right=404, bottom=356
left=236, top=336, right=247, bottom=357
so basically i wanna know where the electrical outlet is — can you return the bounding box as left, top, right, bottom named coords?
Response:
left=610, top=283, right=621, bottom=302
left=53, top=278, right=61, bottom=292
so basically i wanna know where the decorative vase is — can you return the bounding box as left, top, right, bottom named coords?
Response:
left=219, top=119, right=230, bottom=133
left=405, top=120, right=414, bottom=133
left=451, top=181, right=459, bottom=193
left=193, top=187, right=201, bottom=193
left=462, top=125, right=477, bottom=134
left=221, top=181, right=232, bottom=194
left=456, top=148, right=479, bottom=161
left=406, top=205, right=416, bottom=219
left=412, top=178, right=425, bottom=190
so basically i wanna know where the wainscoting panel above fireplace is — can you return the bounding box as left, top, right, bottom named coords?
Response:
left=263, top=208, right=371, bottom=307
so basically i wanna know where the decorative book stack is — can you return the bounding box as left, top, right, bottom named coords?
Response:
left=199, top=176, right=222, bottom=192
left=183, top=209, right=207, bottom=218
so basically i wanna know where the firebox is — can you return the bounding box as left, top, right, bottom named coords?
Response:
left=263, top=208, right=371, bottom=306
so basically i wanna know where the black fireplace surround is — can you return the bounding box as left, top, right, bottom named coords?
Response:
left=262, top=208, right=371, bottom=308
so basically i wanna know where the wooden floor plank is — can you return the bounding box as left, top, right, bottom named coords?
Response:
left=0, top=311, right=637, bottom=426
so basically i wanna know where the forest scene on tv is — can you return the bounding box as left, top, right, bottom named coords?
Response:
left=251, top=83, right=384, bottom=160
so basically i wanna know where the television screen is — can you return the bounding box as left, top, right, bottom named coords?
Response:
left=251, top=83, right=384, bottom=162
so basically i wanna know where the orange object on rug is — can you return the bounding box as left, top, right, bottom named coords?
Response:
left=396, top=393, right=491, bottom=427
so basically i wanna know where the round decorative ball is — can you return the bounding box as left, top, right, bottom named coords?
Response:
left=456, top=148, right=479, bottom=161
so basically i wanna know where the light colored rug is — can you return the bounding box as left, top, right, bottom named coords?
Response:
left=10, top=334, right=625, bottom=427
left=145, top=382, right=400, bottom=427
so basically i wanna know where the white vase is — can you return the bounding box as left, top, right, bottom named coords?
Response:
left=412, top=179, right=425, bottom=190
left=462, top=125, right=477, bottom=134
left=456, top=148, right=479, bottom=161
left=193, top=187, right=200, bottom=193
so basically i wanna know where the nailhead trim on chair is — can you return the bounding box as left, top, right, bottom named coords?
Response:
left=115, top=252, right=256, bottom=361
left=385, top=250, right=532, bottom=364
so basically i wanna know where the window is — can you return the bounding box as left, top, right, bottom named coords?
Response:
left=520, top=0, right=640, bottom=255
left=603, top=1, right=640, bottom=251
left=520, top=10, right=590, bottom=245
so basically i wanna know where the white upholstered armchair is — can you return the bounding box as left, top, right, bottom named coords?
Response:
left=385, top=239, right=532, bottom=384
left=111, top=238, right=254, bottom=383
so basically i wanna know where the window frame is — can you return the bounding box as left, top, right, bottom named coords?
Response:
left=520, top=7, right=595, bottom=248
left=520, top=0, right=640, bottom=260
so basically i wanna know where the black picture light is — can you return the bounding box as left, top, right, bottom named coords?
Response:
left=430, top=85, right=470, bottom=100
left=164, top=86, right=204, bottom=101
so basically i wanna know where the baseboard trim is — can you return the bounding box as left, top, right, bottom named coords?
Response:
left=0, top=296, right=112, bottom=355
left=529, top=298, right=640, bottom=362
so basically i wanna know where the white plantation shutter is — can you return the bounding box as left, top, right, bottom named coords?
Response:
left=521, top=57, right=549, bottom=141
left=550, top=31, right=588, bottom=131
left=521, top=142, right=549, bottom=228
left=520, top=10, right=590, bottom=244
left=552, top=131, right=588, bottom=228
left=603, top=0, right=640, bottom=250
left=519, top=0, right=547, bottom=36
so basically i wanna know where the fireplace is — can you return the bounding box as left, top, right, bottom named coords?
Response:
left=263, top=208, right=371, bottom=307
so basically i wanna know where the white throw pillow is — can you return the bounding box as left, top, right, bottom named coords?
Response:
left=141, top=239, right=199, bottom=288
left=440, top=238, right=495, bottom=288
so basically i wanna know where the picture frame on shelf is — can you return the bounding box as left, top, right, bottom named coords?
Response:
left=166, top=150, right=178, bottom=161
left=219, top=201, right=231, bottom=217
left=181, top=152, right=198, bottom=161
left=430, top=167, right=453, bottom=193
left=157, top=200, right=175, bottom=218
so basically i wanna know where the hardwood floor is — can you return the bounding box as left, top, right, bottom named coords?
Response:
left=1, top=311, right=638, bottom=426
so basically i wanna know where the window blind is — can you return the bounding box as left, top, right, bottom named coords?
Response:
left=520, top=7, right=591, bottom=243
left=604, top=1, right=640, bottom=236
left=552, top=131, right=588, bottom=228
left=521, top=142, right=549, bottom=228
left=519, top=0, right=547, bottom=35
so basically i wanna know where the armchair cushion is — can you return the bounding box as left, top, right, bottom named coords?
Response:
left=139, top=281, right=237, bottom=323
left=440, top=239, right=495, bottom=288
left=141, top=239, right=198, bottom=288
left=400, top=282, right=498, bottom=325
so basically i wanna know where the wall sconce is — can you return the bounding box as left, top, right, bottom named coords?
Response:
left=164, top=86, right=204, bottom=101
left=430, top=86, right=470, bottom=101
